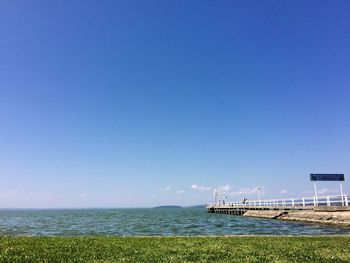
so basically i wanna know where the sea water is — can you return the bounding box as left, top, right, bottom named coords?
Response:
left=0, top=208, right=349, bottom=236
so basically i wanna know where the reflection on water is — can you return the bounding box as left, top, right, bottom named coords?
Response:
left=0, top=208, right=349, bottom=236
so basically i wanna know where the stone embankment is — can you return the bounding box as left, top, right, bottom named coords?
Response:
left=243, top=208, right=350, bottom=226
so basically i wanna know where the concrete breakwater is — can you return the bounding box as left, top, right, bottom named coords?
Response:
left=208, top=206, right=350, bottom=226
left=243, top=209, right=350, bottom=226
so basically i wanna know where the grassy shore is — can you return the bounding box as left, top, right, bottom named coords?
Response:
left=0, top=236, right=349, bottom=262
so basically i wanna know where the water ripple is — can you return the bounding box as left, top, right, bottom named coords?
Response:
left=0, top=208, right=349, bottom=236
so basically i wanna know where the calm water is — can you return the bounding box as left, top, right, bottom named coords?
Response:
left=0, top=208, right=349, bottom=236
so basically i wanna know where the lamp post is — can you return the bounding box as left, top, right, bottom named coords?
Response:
left=257, top=186, right=261, bottom=206
left=213, top=189, right=218, bottom=205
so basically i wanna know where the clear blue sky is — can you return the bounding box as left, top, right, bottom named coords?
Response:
left=1, top=0, right=349, bottom=208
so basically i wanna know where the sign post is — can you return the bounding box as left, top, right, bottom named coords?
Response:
left=313, top=182, right=318, bottom=206
left=310, top=174, right=345, bottom=207
left=340, top=182, right=344, bottom=205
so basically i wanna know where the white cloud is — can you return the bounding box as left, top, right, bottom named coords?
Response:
left=78, top=193, right=87, bottom=199
left=318, top=188, right=338, bottom=195
left=229, top=187, right=262, bottom=196
left=0, top=190, right=21, bottom=199
left=100, top=194, right=119, bottom=199
left=190, top=184, right=212, bottom=191
left=0, top=190, right=64, bottom=208
left=0, top=190, right=54, bottom=200
left=279, top=189, right=288, bottom=194
left=301, top=190, right=314, bottom=195
left=302, top=188, right=339, bottom=196
left=176, top=190, right=185, bottom=195
left=217, top=185, right=231, bottom=195
left=160, top=186, right=171, bottom=192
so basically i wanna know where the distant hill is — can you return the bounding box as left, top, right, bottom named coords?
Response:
left=153, top=205, right=183, bottom=209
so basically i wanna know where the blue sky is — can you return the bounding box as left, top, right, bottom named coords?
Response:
left=1, top=0, right=350, bottom=208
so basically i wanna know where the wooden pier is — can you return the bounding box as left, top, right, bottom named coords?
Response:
left=207, top=195, right=350, bottom=226
left=207, top=194, right=350, bottom=216
left=207, top=204, right=313, bottom=215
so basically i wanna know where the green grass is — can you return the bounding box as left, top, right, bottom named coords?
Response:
left=0, top=236, right=349, bottom=262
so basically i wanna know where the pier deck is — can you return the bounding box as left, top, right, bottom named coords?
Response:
left=207, top=205, right=313, bottom=215
left=207, top=194, right=349, bottom=215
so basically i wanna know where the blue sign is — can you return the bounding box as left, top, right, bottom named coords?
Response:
left=310, top=174, right=344, bottom=181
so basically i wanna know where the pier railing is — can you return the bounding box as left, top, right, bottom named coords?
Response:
left=207, top=194, right=349, bottom=208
